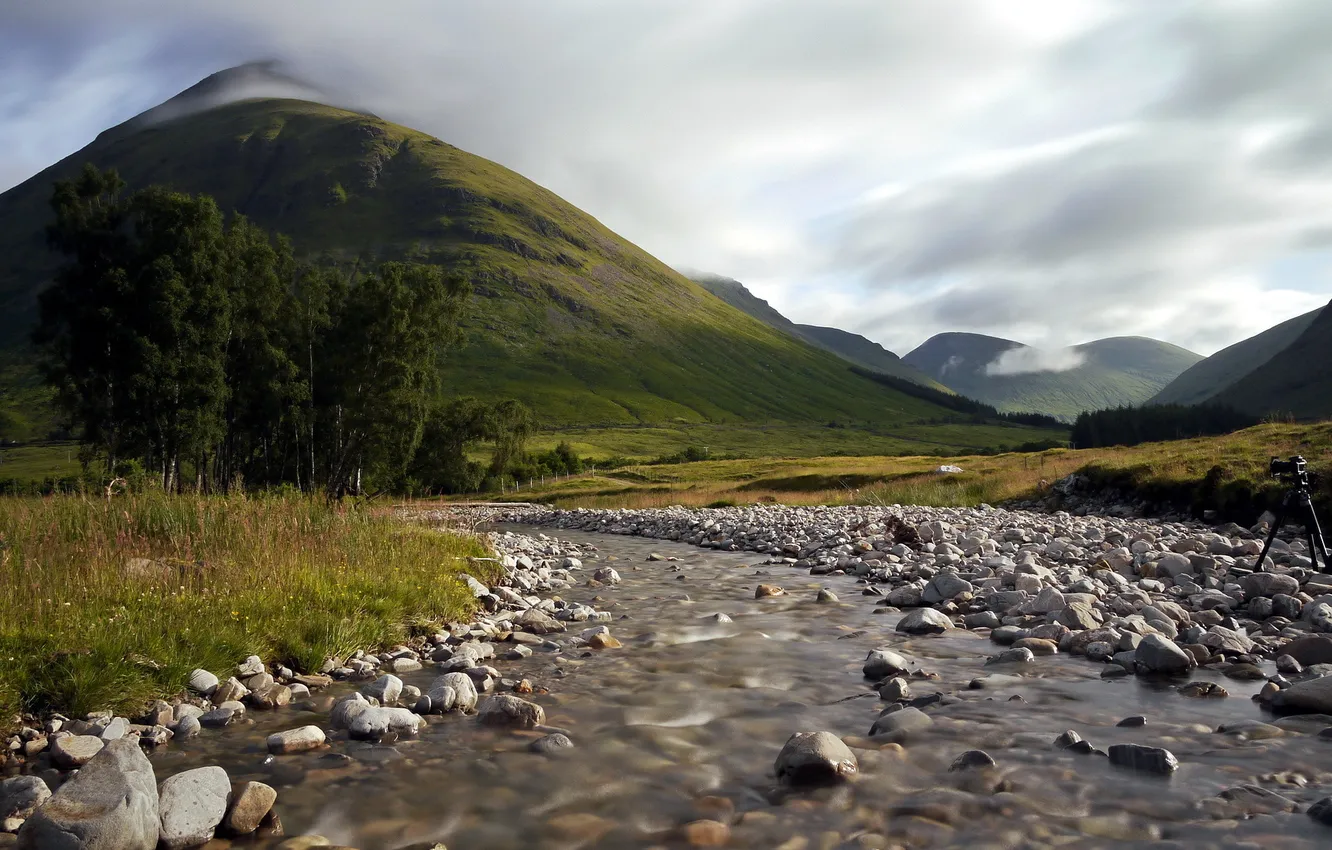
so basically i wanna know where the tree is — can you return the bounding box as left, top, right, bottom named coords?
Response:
left=322, top=262, right=470, bottom=497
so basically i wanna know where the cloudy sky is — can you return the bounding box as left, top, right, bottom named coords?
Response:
left=4, top=0, right=1332, bottom=357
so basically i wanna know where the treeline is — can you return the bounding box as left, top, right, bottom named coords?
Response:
left=34, top=164, right=537, bottom=497
left=848, top=367, right=1066, bottom=430
left=1070, top=403, right=1259, bottom=449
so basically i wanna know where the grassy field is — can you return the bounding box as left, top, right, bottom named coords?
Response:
left=0, top=442, right=81, bottom=483
left=479, top=422, right=1332, bottom=517
left=0, top=495, right=491, bottom=722
left=524, top=421, right=1067, bottom=461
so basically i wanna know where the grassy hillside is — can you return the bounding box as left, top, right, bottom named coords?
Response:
left=903, top=332, right=1201, bottom=421
left=0, top=86, right=980, bottom=432
left=1151, top=306, right=1323, bottom=406
left=690, top=274, right=948, bottom=391
left=1212, top=300, right=1332, bottom=420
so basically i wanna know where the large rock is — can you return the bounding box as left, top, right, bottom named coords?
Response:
left=896, top=608, right=951, bottom=635
left=868, top=707, right=933, bottom=741
left=349, top=706, right=424, bottom=740
left=1282, top=635, right=1332, bottom=667
left=922, top=573, right=973, bottom=604
left=477, top=695, right=546, bottom=729
left=223, top=781, right=277, bottom=835
left=774, top=731, right=858, bottom=785
left=266, top=726, right=326, bottom=755
left=17, top=738, right=159, bottom=850
left=187, top=669, right=219, bottom=696
left=158, top=766, right=230, bottom=850
left=862, top=648, right=909, bottom=680
left=1272, top=675, right=1332, bottom=714
left=1134, top=634, right=1195, bottom=675
left=0, top=776, right=50, bottom=821
left=1242, top=572, right=1301, bottom=598
left=362, top=674, right=403, bottom=704
left=427, top=672, right=478, bottom=713
left=516, top=608, right=566, bottom=635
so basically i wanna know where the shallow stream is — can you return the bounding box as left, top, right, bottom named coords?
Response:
left=151, top=526, right=1332, bottom=849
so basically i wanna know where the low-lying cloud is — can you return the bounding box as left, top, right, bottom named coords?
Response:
left=984, top=346, right=1087, bottom=376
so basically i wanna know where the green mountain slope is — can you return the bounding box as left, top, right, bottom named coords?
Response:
left=689, top=274, right=948, bottom=391
left=1150, top=307, right=1323, bottom=406
left=0, top=71, right=972, bottom=433
left=1210, top=300, right=1332, bottom=420
left=903, top=333, right=1201, bottom=421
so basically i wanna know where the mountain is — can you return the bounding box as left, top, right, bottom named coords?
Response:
left=689, top=274, right=949, bottom=391
left=1150, top=306, right=1324, bottom=407
left=903, top=333, right=1202, bottom=421
left=1209, top=299, right=1332, bottom=420
left=0, top=67, right=973, bottom=433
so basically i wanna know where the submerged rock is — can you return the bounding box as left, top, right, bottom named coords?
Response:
left=774, top=731, right=858, bottom=786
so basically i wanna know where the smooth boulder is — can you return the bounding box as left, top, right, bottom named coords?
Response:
left=896, top=608, right=951, bottom=635
left=1134, top=634, right=1195, bottom=675
left=774, top=731, right=858, bottom=786
left=862, top=648, right=909, bottom=680
left=477, top=695, right=546, bottom=729
left=1272, top=675, right=1332, bottom=714
left=158, top=766, right=230, bottom=849
left=223, top=781, right=277, bottom=835
left=18, top=738, right=159, bottom=850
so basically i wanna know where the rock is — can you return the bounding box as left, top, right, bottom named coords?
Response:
left=1178, top=682, right=1228, bottom=698
left=986, top=647, right=1035, bottom=666
left=516, top=608, right=566, bottom=635
left=774, top=731, right=857, bottom=786
left=949, top=750, right=996, bottom=771
left=210, top=677, right=247, bottom=705
left=174, top=715, right=201, bottom=740
left=592, top=567, right=621, bottom=584
left=50, top=735, right=104, bottom=768
left=1107, top=744, right=1179, bottom=775
left=0, top=777, right=50, bottom=822
left=1013, top=637, right=1058, bottom=655
left=199, top=708, right=236, bottom=728
left=350, top=707, right=424, bottom=740
left=363, top=674, right=403, bottom=704
left=587, top=632, right=622, bottom=649
left=248, top=683, right=293, bottom=710
left=682, top=820, right=729, bottom=847
left=878, top=679, right=912, bottom=702
left=1053, top=730, right=1083, bottom=749
left=530, top=733, right=575, bottom=754
left=157, top=766, right=230, bottom=850
left=1116, top=715, right=1147, bottom=727
left=869, top=706, right=932, bottom=741
left=236, top=655, right=265, bottom=677
left=754, top=584, right=784, bottom=598
left=1272, top=675, right=1332, bottom=713
left=816, top=588, right=838, bottom=603
left=1134, top=634, right=1195, bottom=674
left=1309, top=797, right=1332, bottom=826
left=1057, top=602, right=1100, bottom=631
left=1215, top=785, right=1299, bottom=816
left=923, top=573, right=973, bottom=603
left=17, top=738, right=159, bottom=850
left=428, top=672, right=478, bottom=713
left=1242, top=572, right=1300, bottom=598
left=266, top=726, right=326, bottom=755
left=1276, top=654, right=1304, bottom=674
left=896, top=608, right=951, bottom=635
left=275, top=838, right=332, bottom=849
left=224, top=781, right=277, bottom=836
left=477, top=695, right=545, bottom=729
left=188, top=669, right=219, bottom=695
left=1282, top=635, right=1332, bottom=666
left=863, top=648, right=909, bottom=679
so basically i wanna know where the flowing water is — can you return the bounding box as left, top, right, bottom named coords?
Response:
left=150, top=526, right=1332, bottom=849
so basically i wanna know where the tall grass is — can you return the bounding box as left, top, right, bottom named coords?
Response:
left=0, top=494, right=490, bottom=721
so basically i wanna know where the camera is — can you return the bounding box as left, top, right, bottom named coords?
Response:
left=1270, top=455, right=1320, bottom=489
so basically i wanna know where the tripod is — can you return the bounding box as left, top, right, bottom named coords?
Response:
left=1254, top=483, right=1330, bottom=574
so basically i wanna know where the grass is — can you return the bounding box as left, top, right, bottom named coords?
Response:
left=0, top=494, right=492, bottom=723
left=0, top=442, right=81, bottom=484
left=467, top=422, right=1332, bottom=517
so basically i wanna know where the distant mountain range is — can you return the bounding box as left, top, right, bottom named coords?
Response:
left=1151, top=300, right=1332, bottom=420
left=902, top=333, right=1203, bottom=422
left=688, top=275, right=949, bottom=392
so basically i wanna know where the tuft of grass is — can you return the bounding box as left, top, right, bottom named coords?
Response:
left=0, top=493, right=492, bottom=723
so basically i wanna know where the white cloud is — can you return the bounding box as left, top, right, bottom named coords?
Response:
left=2, top=0, right=1331, bottom=358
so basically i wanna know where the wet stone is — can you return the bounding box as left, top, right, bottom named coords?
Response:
left=774, top=731, right=858, bottom=786
left=1116, top=715, right=1147, bottom=727
left=529, top=733, right=575, bottom=755
left=869, top=707, right=933, bottom=742
left=1108, top=744, right=1179, bottom=776
left=949, top=750, right=996, bottom=771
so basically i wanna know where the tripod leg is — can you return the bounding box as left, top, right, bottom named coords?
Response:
left=1254, top=507, right=1287, bottom=573
left=1306, top=501, right=1330, bottom=574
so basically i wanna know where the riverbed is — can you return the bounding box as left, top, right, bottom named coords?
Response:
left=150, top=525, right=1332, bottom=849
